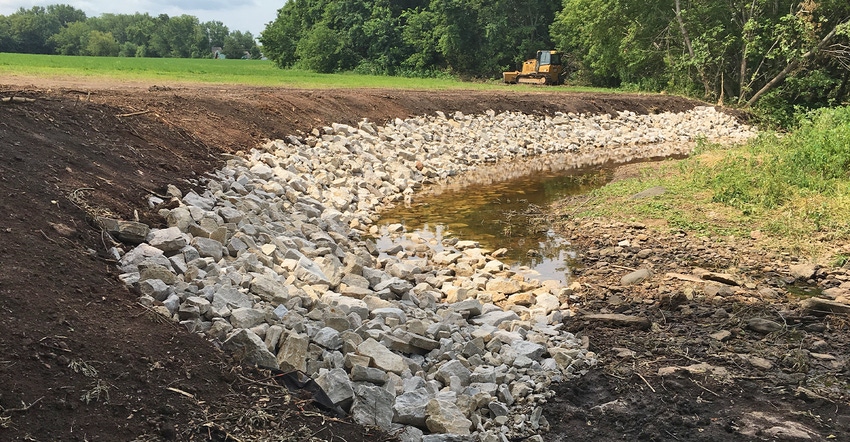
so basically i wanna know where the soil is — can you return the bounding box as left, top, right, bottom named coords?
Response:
left=0, top=77, right=844, bottom=441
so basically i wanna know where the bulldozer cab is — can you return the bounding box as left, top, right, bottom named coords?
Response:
left=537, top=50, right=561, bottom=67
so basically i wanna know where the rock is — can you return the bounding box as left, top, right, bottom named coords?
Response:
left=449, top=298, right=483, bottom=316
left=183, top=191, right=215, bottom=210
left=621, top=268, right=651, bottom=285
left=425, top=397, right=472, bottom=435
left=512, top=341, right=546, bottom=360
left=709, top=330, right=732, bottom=342
left=582, top=313, right=651, bottom=330
left=192, top=237, right=224, bottom=261
left=789, top=263, right=817, bottom=280
left=351, top=384, right=395, bottom=430
left=250, top=276, right=289, bottom=303
left=147, top=227, right=188, bottom=253
left=470, top=310, right=520, bottom=327
left=747, top=318, right=783, bottom=334
left=139, top=279, right=170, bottom=301
left=98, top=217, right=150, bottom=244
left=313, top=327, right=343, bottom=350
left=277, top=332, right=309, bottom=372
left=801, top=297, right=850, bottom=315
left=485, top=278, right=522, bottom=295
left=372, top=307, right=408, bottom=324
left=358, top=338, right=407, bottom=374
left=658, top=362, right=728, bottom=378
left=393, top=389, right=431, bottom=427
left=229, top=308, right=267, bottom=329
left=435, top=360, right=471, bottom=386
left=316, top=368, right=355, bottom=407
left=351, top=364, right=389, bottom=384
left=747, top=356, right=773, bottom=370
left=222, top=329, right=277, bottom=368
left=630, top=186, right=666, bottom=199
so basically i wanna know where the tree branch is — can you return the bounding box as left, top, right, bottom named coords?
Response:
left=746, top=20, right=846, bottom=107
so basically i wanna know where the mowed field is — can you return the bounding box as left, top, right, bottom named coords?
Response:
left=0, top=52, right=610, bottom=91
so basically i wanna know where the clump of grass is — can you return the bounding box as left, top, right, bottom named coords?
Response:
left=80, top=380, right=110, bottom=404
left=562, top=106, right=850, bottom=261
left=703, top=107, right=850, bottom=208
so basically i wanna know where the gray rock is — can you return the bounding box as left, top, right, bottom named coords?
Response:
left=139, top=278, right=171, bottom=301
left=358, top=338, right=407, bottom=374
left=147, top=227, right=188, bottom=253
left=313, top=327, right=343, bottom=350
left=393, top=388, right=431, bottom=427
left=316, top=368, right=354, bottom=407
left=512, top=341, right=546, bottom=360
left=249, top=275, right=289, bottom=303
left=351, top=384, right=395, bottom=430
left=222, top=329, right=277, bottom=368
left=372, top=307, right=408, bottom=324
left=801, top=297, right=850, bottom=315
left=470, top=310, right=520, bottom=327
left=621, top=268, right=651, bottom=285
left=351, top=364, right=389, bottom=384
left=435, top=360, right=471, bottom=386
left=192, top=237, right=224, bottom=261
left=747, top=318, right=783, bottom=334
left=183, top=191, right=215, bottom=211
left=488, top=401, right=509, bottom=417
left=630, top=186, right=666, bottom=199
left=229, top=308, right=267, bottom=329
left=449, top=298, right=483, bottom=316
left=98, top=217, right=150, bottom=244
left=295, top=256, right=331, bottom=285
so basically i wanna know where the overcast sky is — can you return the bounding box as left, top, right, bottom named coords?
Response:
left=0, top=0, right=282, bottom=37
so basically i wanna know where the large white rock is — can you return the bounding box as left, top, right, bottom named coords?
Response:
left=357, top=338, right=407, bottom=374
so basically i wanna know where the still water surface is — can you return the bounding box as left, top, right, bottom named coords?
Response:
left=375, top=165, right=614, bottom=284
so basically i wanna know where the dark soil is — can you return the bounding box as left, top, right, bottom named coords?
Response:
left=543, top=217, right=850, bottom=441
left=2, top=78, right=838, bottom=442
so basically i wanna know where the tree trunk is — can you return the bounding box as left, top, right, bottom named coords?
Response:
left=674, top=0, right=712, bottom=98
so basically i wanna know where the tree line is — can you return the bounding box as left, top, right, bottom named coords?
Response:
left=0, top=4, right=260, bottom=59
left=259, top=0, right=849, bottom=123
left=2, top=2, right=847, bottom=122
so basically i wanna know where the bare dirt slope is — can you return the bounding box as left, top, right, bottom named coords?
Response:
left=0, top=79, right=799, bottom=442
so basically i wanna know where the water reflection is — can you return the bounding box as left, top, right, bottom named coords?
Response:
left=376, top=165, right=613, bottom=284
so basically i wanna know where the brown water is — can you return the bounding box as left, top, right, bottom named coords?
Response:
left=376, top=165, right=613, bottom=283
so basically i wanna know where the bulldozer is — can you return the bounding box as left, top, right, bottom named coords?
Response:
left=503, top=50, right=564, bottom=85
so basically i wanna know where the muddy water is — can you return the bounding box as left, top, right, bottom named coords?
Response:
left=376, top=165, right=614, bottom=284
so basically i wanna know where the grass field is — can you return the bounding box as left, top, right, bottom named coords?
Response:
left=0, top=53, right=609, bottom=91
left=565, top=106, right=850, bottom=262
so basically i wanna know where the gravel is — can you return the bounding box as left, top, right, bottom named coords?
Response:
left=112, top=106, right=755, bottom=441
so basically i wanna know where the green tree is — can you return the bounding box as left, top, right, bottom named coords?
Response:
left=84, top=30, right=119, bottom=56
left=296, top=22, right=350, bottom=72
left=48, top=20, right=90, bottom=55
left=222, top=30, right=259, bottom=59
left=203, top=20, right=229, bottom=51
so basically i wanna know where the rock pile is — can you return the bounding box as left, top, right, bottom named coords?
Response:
left=109, top=107, right=754, bottom=441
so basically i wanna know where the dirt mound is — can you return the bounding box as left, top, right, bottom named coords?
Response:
left=0, top=80, right=703, bottom=441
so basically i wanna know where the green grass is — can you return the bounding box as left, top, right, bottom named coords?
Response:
left=564, top=106, right=850, bottom=262
left=0, top=53, right=613, bottom=92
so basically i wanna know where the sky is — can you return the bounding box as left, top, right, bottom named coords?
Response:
left=0, top=0, right=282, bottom=37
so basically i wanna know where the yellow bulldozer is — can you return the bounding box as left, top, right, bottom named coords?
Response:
left=503, top=50, right=564, bottom=85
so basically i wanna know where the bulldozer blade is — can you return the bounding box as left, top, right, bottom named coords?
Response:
left=517, top=76, right=548, bottom=85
